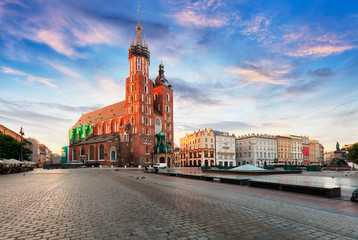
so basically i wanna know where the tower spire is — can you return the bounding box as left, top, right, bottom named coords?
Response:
left=135, top=7, right=143, bottom=46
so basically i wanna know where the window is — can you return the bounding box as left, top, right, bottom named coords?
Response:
left=144, top=85, right=148, bottom=93
left=131, top=84, right=134, bottom=92
left=98, top=126, right=101, bottom=135
left=145, top=75, right=148, bottom=84
left=137, top=57, right=140, bottom=71
left=145, top=117, right=148, bottom=125
left=89, top=145, right=94, bottom=160
left=99, top=144, right=104, bottom=159
left=73, top=147, right=77, bottom=160
left=154, top=94, right=158, bottom=100
left=166, top=94, right=170, bottom=101
left=145, top=106, right=148, bottom=114
left=106, top=124, right=109, bottom=134
left=131, top=75, right=133, bottom=82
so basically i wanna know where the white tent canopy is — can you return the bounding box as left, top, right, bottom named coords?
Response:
left=229, top=164, right=267, bottom=171
left=1, top=159, right=23, bottom=164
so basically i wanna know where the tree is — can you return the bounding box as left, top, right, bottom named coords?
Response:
left=0, top=132, right=32, bottom=160
left=348, top=142, right=358, bottom=165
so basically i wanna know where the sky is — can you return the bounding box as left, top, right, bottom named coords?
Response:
left=1, top=0, right=358, bottom=154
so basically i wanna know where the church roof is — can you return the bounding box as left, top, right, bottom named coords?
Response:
left=72, top=134, right=119, bottom=146
left=73, top=101, right=126, bottom=127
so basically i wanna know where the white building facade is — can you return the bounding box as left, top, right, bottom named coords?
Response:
left=214, top=131, right=236, bottom=167
left=236, top=134, right=277, bottom=167
left=284, top=135, right=303, bottom=165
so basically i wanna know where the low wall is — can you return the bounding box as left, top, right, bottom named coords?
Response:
left=248, top=180, right=341, bottom=198
left=202, top=169, right=302, bottom=175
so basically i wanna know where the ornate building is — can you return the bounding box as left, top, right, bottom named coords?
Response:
left=68, top=10, right=174, bottom=167
left=179, top=129, right=215, bottom=167
left=236, top=133, right=277, bottom=167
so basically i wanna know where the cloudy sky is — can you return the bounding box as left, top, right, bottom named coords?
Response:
left=1, top=0, right=358, bottom=154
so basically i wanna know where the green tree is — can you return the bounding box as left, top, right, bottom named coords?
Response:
left=348, top=142, right=358, bottom=165
left=0, top=132, right=32, bottom=160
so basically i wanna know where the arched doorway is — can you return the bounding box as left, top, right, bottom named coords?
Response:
left=189, top=160, right=193, bottom=166
left=167, top=157, right=171, bottom=167
left=193, top=160, right=197, bottom=166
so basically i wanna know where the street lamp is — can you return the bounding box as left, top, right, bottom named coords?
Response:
left=19, top=127, right=24, bottom=161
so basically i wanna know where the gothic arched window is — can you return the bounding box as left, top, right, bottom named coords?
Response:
left=89, top=145, right=94, bottom=160
left=80, top=146, right=85, bottom=156
left=99, top=144, right=104, bottom=160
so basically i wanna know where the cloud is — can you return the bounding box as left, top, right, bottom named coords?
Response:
left=1, top=67, right=57, bottom=88
left=170, top=77, right=220, bottom=106
left=175, top=120, right=253, bottom=134
left=225, top=60, right=291, bottom=85
left=286, top=44, right=356, bottom=57
left=173, top=0, right=227, bottom=27
left=307, top=67, right=334, bottom=78
left=0, top=98, right=101, bottom=114
left=46, top=62, right=82, bottom=79
left=281, top=80, right=321, bottom=96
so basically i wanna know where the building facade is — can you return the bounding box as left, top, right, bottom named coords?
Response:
left=277, top=136, right=292, bottom=164
left=214, top=131, right=236, bottom=167
left=179, top=129, right=215, bottom=166
left=236, top=134, right=277, bottom=167
left=283, top=135, right=303, bottom=165
left=68, top=11, right=174, bottom=167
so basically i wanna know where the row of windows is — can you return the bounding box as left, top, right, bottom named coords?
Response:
left=73, top=145, right=119, bottom=161
left=237, top=152, right=277, bottom=158
left=130, top=84, right=149, bottom=94
left=237, top=141, right=276, bottom=146
left=98, top=121, right=119, bottom=135
left=127, top=105, right=152, bottom=115
left=154, top=93, right=170, bottom=101
left=130, top=57, right=148, bottom=75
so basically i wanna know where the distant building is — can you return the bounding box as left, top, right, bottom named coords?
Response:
left=277, top=136, right=292, bottom=164
left=0, top=124, right=23, bottom=142
left=173, top=147, right=180, bottom=167
left=302, top=136, right=310, bottom=164
left=236, top=134, right=277, bottom=167
left=214, top=131, right=236, bottom=167
left=27, top=138, right=40, bottom=163
left=282, top=135, right=303, bottom=165
left=179, top=129, right=215, bottom=166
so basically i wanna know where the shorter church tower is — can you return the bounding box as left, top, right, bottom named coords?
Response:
left=153, top=62, right=174, bottom=153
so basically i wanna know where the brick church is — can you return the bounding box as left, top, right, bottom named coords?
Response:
left=68, top=10, right=174, bottom=167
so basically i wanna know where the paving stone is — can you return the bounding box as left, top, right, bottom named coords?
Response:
left=0, top=169, right=357, bottom=240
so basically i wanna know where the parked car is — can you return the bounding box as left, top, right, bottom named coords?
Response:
left=351, top=189, right=358, bottom=202
left=153, top=163, right=167, bottom=169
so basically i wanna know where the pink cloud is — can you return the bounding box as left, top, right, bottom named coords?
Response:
left=1, top=67, right=57, bottom=88
left=286, top=45, right=356, bottom=57
left=174, top=9, right=227, bottom=27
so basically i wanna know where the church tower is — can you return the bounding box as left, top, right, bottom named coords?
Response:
left=125, top=9, right=155, bottom=165
left=153, top=62, right=174, bottom=153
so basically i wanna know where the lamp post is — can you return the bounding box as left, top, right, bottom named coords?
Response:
left=19, top=127, right=24, bottom=161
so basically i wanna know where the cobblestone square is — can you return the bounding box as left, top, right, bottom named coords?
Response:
left=0, top=168, right=357, bottom=239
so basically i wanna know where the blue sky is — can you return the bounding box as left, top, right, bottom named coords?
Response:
left=1, top=0, right=358, bottom=154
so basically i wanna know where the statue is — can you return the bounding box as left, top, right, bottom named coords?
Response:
left=336, top=142, right=340, bottom=151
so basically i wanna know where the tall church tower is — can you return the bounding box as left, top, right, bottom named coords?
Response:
left=125, top=9, right=155, bottom=164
